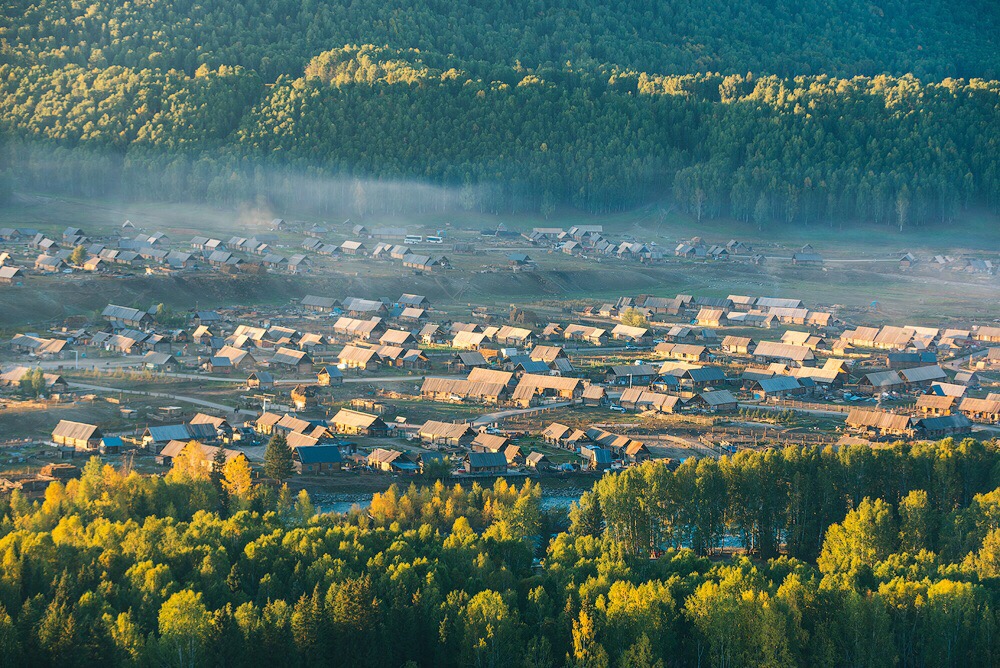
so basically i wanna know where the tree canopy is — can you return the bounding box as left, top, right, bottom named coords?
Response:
left=0, top=0, right=997, bottom=222
left=0, top=439, right=999, bottom=666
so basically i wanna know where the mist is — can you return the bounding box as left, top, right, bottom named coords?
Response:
left=4, top=140, right=500, bottom=218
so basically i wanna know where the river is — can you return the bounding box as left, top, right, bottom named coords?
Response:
left=317, top=491, right=585, bottom=515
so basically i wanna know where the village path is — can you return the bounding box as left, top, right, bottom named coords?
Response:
left=146, top=372, right=460, bottom=385
left=941, top=349, right=987, bottom=372
left=67, top=380, right=253, bottom=416
left=472, top=401, right=574, bottom=426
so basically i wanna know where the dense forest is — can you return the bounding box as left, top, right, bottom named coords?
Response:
left=1, top=438, right=1000, bottom=666
left=1, top=0, right=999, bottom=221
left=6, top=0, right=1000, bottom=79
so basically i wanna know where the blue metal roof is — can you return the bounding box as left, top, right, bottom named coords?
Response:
left=294, top=445, right=343, bottom=464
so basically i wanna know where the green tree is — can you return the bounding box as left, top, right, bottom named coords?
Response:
left=570, top=608, right=609, bottom=668
left=69, top=245, right=87, bottom=265
left=619, top=308, right=649, bottom=329
left=158, top=590, right=212, bottom=668
left=898, top=490, right=936, bottom=553
left=263, top=433, right=293, bottom=481
left=618, top=634, right=663, bottom=668
left=0, top=606, right=22, bottom=667
left=210, top=446, right=227, bottom=490
left=818, top=498, right=897, bottom=579
left=569, top=491, right=603, bottom=538
left=293, top=489, right=315, bottom=524
left=19, top=368, right=46, bottom=398
left=464, top=590, right=516, bottom=668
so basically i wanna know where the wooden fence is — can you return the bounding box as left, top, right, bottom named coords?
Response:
left=768, top=399, right=851, bottom=414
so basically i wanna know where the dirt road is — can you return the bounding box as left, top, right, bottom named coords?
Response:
left=67, top=380, right=251, bottom=417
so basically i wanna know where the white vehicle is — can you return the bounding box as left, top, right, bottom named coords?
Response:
left=425, top=235, right=444, bottom=244
left=404, top=235, right=423, bottom=244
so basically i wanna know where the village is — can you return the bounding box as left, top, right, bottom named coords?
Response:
left=0, top=215, right=998, bottom=499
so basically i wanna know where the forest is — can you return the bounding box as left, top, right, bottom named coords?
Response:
left=1, top=0, right=999, bottom=222
left=1, top=438, right=999, bottom=667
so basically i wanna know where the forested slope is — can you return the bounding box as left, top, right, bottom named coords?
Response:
left=1, top=0, right=998, bottom=223
left=0, top=440, right=999, bottom=666
left=6, top=0, right=999, bottom=79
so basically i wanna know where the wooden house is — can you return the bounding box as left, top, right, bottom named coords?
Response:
left=692, top=390, right=738, bottom=412
left=367, top=449, right=419, bottom=474
left=317, top=366, right=344, bottom=386
left=330, top=409, right=390, bottom=437
left=465, top=452, right=507, bottom=475
left=418, top=420, right=476, bottom=447
left=247, top=371, right=275, bottom=390
left=293, top=445, right=343, bottom=474
left=52, top=420, right=102, bottom=451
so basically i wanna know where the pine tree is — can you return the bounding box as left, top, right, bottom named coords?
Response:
left=263, top=433, right=294, bottom=481
left=211, top=447, right=227, bottom=489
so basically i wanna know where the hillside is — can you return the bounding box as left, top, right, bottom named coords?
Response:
left=6, top=0, right=1000, bottom=79
left=1, top=0, right=999, bottom=223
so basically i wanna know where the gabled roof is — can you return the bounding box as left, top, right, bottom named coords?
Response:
left=456, top=351, right=487, bottom=366
left=471, top=432, right=510, bottom=452
left=863, top=370, right=905, bottom=388
left=467, top=452, right=508, bottom=468
left=337, top=345, right=379, bottom=364
left=684, top=367, right=727, bottom=382
left=917, top=414, right=972, bottom=432
left=753, top=341, right=815, bottom=361
left=248, top=371, right=274, bottom=383
left=754, top=376, right=802, bottom=393
left=846, top=409, right=914, bottom=431
left=899, top=365, right=947, bottom=383
left=453, top=330, right=488, bottom=348
left=916, top=395, right=956, bottom=411
left=397, top=293, right=428, bottom=306
left=302, top=295, right=339, bottom=308
left=295, top=445, right=343, bottom=464
left=270, top=347, right=310, bottom=366
left=529, top=345, right=565, bottom=362
left=468, top=367, right=514, bottom=386
left=331, top=409, right=384, bottom=429
left=102, top=304, right=149, bottom=322
left=756, top=297, right=803, bottom=309
left=542, top=423, right=571, bottom=440
left=699, top=389, right=737, bottom=406
left=380, top=329, right=416, bottom=346
left=341, top=297, right=385, bottom=313
left=419, top=420, right=473, bottom=440
left=611, top=324, right=649, bottom=338
left=52, top=420, right=101, bottom=441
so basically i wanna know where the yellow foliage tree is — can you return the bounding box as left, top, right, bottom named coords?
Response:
left=619, top=307, right=649, bottom=328
left=222, top=456, right=253, bottom=500
left=169, top=441, right=210, bottom=481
